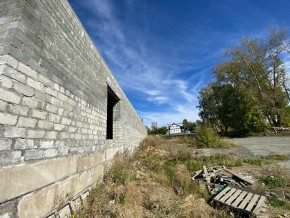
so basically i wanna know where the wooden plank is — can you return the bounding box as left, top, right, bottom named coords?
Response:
left=238, top=193, right=254, bottom=210
left=225, top=189, right=242, bottom=205
left=245, top=194, right=260, bottom=212
left=231, top=191, right=248, bottom=208
left=224, top=168, right=254, bottom=185
left=219, top=188, right=237, bottom=203
left=252, top=196, right=267, bottom=215
left=214, top=186, right=231, bottom=201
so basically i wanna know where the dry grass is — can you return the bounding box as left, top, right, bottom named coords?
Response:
left=75, top=136, right=290, bottom=218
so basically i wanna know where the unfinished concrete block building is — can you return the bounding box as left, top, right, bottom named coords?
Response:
left=0, top=0, right=147, bottom=217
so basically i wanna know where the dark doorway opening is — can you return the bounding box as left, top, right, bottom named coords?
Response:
left=106, top=86, right=120, bottom=139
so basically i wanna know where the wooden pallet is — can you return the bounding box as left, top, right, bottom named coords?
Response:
left=213, top=187, right=267, bottom=217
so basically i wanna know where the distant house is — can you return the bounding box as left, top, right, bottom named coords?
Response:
left=169, top=123, right=182, bottom=134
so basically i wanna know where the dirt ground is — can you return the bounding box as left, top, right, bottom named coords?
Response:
left=76, top=136, right=290, bottom=218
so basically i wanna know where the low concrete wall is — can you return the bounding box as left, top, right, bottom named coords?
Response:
left=0, top=0, right=147, bottom=217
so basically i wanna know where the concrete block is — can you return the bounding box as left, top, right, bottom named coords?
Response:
left=0, top=155, right=78, bottom=203
left=0, top=150, right=22, bottom=166
left=3, top=126, right=25, bottom=138
left=0, top=55, right=18, bottom=69
left=78, top=151, right=105, bottom=172
left=46, top=103, right=58, bottom=113
left=39, top=140, right=54, bottom=148
left=22, top=97, right=40, bottom=108
left=31, top=109, right=47, bottom=119
left=53, top=83, right=59, bottom=91
left=58, top=205, right=71, bottom=218
left=27, top=77, right=43, bottom=91
left=14, top=139, right=35, bottom=149
left=17, top=183, right=57, bottom=218
left=38, top=120, right=53, bottom=129
left=24, top=149, right=43, bottom=160
left=0, top=139, right=12, bottom=150
left=17, top=62, right=38, bottom=79
left=14, top=82, right=35, bottom=97
left=45, top=131, right=58, bottom=139
left=38, top=74, right=54, bottom=88
left=48, top=113, right=61, bottom=123
left=57, top=146, right=68, bottom=156
left=71, top=197, right=82, bottom=212
left=0, top=112, right=17, bottom=125
left=0, top=199, right=17, bottom=218
left=0, top=75, right=13, bottom=88
left=2, top=65, right=26, bottom=83
left=43, top=148, right=58, bottom=158
left=7, top=104, right=29, bottom=116
left=51, top=97, right=63, bottom=107
left=61, top=117, right=71, bottom=125
left=0, top=87, right=21, bottom=104
left=0, top=100, right=7, bottom=111
left=17, top=117, right=37, bottom=128
left=45, top=87, right=57, bottom=97
left=54, top=124, right=65, bottom=131
left=35, top=90, right=51, bottom=102
left=26, top=129, right=45, bottom=139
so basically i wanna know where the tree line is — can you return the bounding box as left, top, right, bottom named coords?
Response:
left=197, top=27, right=290, bottom=136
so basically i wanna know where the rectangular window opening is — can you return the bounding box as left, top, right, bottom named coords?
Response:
left=106, top=86, right=120, bottom=139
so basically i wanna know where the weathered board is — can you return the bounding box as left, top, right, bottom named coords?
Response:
left=213, top=187, right=267, bottom=216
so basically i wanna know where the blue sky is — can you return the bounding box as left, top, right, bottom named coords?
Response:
left=68, top=0, right=290, bottom=127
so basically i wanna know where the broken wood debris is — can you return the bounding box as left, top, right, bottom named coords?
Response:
left=191, top=165, right=267, bottom=217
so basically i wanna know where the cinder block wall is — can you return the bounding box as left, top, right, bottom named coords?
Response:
left=0, top=0, right=147, bottom=217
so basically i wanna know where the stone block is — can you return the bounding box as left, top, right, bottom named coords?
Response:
left=51, top=97, right=62, bottom=107
left=0, top=112, right=17, bottom=125
left=17, top=62, right=38, bottom=79
left=27, top=77, right=43, bottom=91
left=3, top=126, right=25, bottom=138
left=24, top=149, right=43, bottom=160
left=38, top=120, right=53, bottom=129
left=31, top=109, right=47, bottom=119
left=78, top=151, right=105, bottom=172
left=0, top=75, right=13, bottom=88
left=13, top=82, right=34, bottom=96
left=0, top=139, right=12, bottom=150
left=17, top=117, right=37, bottom=128
left=7, top=104, right=29, bottom=116
left=0, top=155, right=78, bottom=203
left=26, top=129, right=45, bottom=139
left=0, top=87, right=21, bottom=104
left=14, top=139, right=35, bottom=149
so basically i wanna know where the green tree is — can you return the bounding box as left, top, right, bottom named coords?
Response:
left=214, top=27, right=290, bottom=126
left=198, top=83, right=267, bottom=135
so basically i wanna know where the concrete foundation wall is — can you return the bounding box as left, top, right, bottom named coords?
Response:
left=0, top=0, right=147, bottom=217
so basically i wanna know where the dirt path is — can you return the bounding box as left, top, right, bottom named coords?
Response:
left=232, top=136, right=290, bottom=169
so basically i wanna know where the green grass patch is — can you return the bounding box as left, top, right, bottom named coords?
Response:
left=260, top=176, right=286, bottom=188
left=269, top=197, right=290, bottom=210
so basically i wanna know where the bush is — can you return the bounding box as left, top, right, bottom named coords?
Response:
left=195, top=123, right=236, bottom=148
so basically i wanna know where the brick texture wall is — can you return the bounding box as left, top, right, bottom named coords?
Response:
left=0, top=0, right=147, bottom=217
